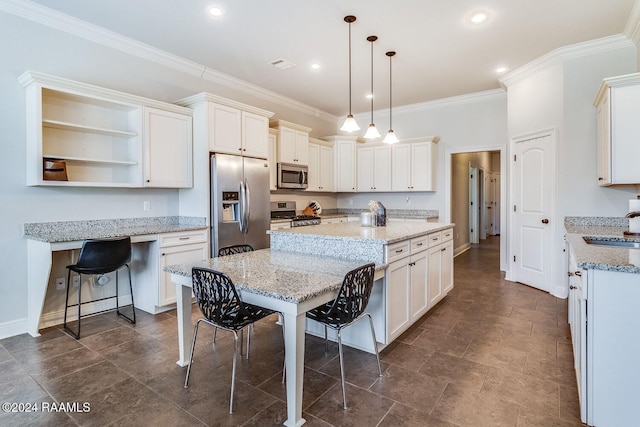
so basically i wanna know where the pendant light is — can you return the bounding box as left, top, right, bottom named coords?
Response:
left=363, top=35, right=381, bottom=139
left=383, top=51, right=399, bottom=144
left=340, top=15, right=360, bottom=132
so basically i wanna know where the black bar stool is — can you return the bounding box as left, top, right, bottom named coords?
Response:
left=63, top=236, right=136, bottom=339
left=218, top=244, right=254, bottom=256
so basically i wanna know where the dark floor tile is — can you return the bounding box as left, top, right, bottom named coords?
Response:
left=79, top=325, right=142, bottom=352
left=6, top=334, right=83, bottom=365
left=516, top=412, right=585, bottom=427
left=119, top=348, right=183, bottom=383
left=432, top=383, right=519, bottom=427
left=318, top=345, right=387, bottom=390
left=418, top=351, right=489, bottom=392
left=463, top=339, right=527, bottom=373
left=0, top=359, right=31, bottom=385
left=100, top=335, right=169, bottom=367
left=306, top=382, right=394, bottom=427
left=378, top=402, right=460, bottom=427
left=379, top=341, right=433, bottom=372
left=411, top=328, right=472, bottom=358
left=257, top=367, right=338, bottom=410
left=369, top=364, right=448, bottom=414
left=559, top=385, right=583, bottom=423
left=243, top=401, right=333, bottom=427
left=38, top=360, right=130, bottom=402
left=25, top=346, right=105, bottom=382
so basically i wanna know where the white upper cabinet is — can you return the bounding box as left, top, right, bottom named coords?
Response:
left=594, top=73, right=640, bottom=186
left=392, top=138, right=439, bottom=191
left=323, top=135, right=359, bottom=192
left=357, top=145, right=391, bottom=192
left=268, top=128, right=278, bottom=191
left=178, top=93, right=273, bottom=160
left=20, top=71, right=193, bottom=188
left=143, top=107, right=193, bottom=188
left=270, top=120, right=311, bottom=165
left=308, top=138, right=334, bottom=192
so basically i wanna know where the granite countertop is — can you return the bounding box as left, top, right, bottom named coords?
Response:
left=24, top=216, right=207, bottom=243
left=268, top=221, right=453, bottom=245
left=164, top=249, right=387, bottom=303
left=565, top=218, right=640, bottom=274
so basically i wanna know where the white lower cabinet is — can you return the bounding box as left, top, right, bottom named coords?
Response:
left=134, top=229, right=207, bottom=313
left=567, top=243, right=640, bottom=427
left=385, top=229, right=454, bottom=342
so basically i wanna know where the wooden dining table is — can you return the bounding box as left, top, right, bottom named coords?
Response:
left=165, top=248, right=385, bottom=427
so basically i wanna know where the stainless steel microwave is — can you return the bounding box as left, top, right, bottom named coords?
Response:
left=277, top=163, right=308, bottom=189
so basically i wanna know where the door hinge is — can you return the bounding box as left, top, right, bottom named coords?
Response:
left=513, top=205, right=517, bottom=212
left=470, top=201, right=473, bottom=206
left=513, top=255, right=516, bottom=262
left=513, top=154, right=517, bottom=161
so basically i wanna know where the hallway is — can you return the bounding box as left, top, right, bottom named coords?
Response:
left=0, top=237, right=583, bottom=426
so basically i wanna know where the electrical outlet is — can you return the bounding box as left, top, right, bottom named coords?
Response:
left=143, top=200, right=150, bottom=211
left=56, top=277, right=65, bottom=290
left=72, top=276, right=80, bottom=287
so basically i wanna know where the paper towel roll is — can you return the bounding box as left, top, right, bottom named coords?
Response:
left=630, top=199, right=640, bottom=234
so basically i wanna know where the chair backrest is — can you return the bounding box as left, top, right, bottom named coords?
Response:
left=327, top=263, right=376, bottom=324
left=75, top=236, right=131, bottom=274
left=192, top=267, right=245, bottom=324
left=218, top=244, right=254, bottom=257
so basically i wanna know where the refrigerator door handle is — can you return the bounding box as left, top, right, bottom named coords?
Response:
left=244, top=179, right=251, bottom=233
left=238, top=180, right=245, bottom=233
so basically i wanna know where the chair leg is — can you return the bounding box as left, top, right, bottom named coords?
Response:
left=184, top=319, right=202, bottom=388
left=324, top=324, right=328, bottom=353
left=213, top=327, right=217, bottom=344
left=279, top=313, right=286, bottom=383
left=366, top=313, right=383, bottom=377
left=246, top=323, right=251, bottom=360
left=336, top=329, right=348, bottom=409
left=230, top=330, right=239, bottom=414
left=63, top=269, right=80, bottom=339
left=116, top=266, right=135, bottom=324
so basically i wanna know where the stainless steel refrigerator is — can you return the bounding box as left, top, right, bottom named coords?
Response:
left=210, top=153, right=271, bottom=256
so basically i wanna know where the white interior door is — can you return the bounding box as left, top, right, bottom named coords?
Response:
left=512, top=134, right=554, bottom=291
left=479, top=169, right=486, bottom=240
left=493, top=174, right=501, bottom=235
left=484, top=171, right=492, bottom=237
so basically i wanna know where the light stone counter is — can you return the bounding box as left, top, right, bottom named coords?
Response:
left=565, top=217, right=640, bottom=274
left=268, top=221, right=454, bottom=263
left=164, top=249, right=387, bottom=303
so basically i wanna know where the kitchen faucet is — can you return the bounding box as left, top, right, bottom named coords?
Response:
left=626, top=211, right=640, bottom=218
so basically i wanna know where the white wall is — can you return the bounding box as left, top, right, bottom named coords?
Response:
left=504, top=44, right=637, bottom=297
left=0, top=12, right=337, bottom=331
left=337, top=92, right=509, bottom=213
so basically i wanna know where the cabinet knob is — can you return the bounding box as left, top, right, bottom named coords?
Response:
left=146, top=180, right=150, bottom=183
left=598, top=177, right=604, bottom=181
left=541, top=219, right=549, bottom=224
left=238, top=148, right=242, bottom=151
left=441, top=248, right=446, bottom=251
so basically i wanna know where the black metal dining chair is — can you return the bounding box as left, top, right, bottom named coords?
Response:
left=218, top=244, right=254, bottom=257
left=184, top=267, right=276, bottom=414
left=306, top=262, right=383, bottom=409
left=63, top=236, right=136, bottom=339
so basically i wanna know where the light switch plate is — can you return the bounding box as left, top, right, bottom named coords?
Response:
left=56, top=277, right=65, bottom=290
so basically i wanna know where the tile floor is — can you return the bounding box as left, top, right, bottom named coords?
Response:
left=0, top=236, right=586, bottom=426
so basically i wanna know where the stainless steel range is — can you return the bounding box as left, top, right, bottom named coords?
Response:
left=270, top=201, right=321, bottom=227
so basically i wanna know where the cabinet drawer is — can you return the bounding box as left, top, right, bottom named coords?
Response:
left=441, top=229, right=453, bottom=242
left=427, top=232, right=442, bottom=248
left=159, top=229, right=208, bottom=248
left=386, top=240, right=411, bottom=263
left=411, top=236, right=428, bottom=253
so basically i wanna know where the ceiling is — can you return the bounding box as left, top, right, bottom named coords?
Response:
left=30, top=0, right=638, bottom=117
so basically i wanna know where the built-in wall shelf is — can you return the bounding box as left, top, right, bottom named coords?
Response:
left=20, top=71, right=193, bottom=188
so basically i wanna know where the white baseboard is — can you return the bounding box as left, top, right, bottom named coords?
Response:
left=454, top=243, right=471, bottom=257
left=39, top=295, right=133, bottom=330
left=0, top=318, right=29, bottom=340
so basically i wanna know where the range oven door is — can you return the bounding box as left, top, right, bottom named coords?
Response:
left=277, top=163, right=308, bottom=189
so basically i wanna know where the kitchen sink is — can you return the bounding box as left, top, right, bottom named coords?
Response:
left=582, top=237, right=640, bottom=249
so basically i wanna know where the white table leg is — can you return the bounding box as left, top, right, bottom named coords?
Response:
left=27, top=240, right=53, bottom=337
left=175, top=280, right=193, bottom=367
left=283, top=312, right=306, bottom=427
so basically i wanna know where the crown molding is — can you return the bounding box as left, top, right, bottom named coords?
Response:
left=499, top=34, right=635, bottom=88
left=353, top=89, right=506, bottom=121
left=624, top=0, right=640, bottom=44
left=0, top=0, right=337, bottom=123
left=269, top=119, right=313, bottom=133
left=177, top=92, right=274, bottom=118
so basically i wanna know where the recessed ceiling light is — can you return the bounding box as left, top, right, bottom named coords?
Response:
left=468, top=10, right=490, bottom=25
left=207, top=6, right=224, bottom=17
left=311, top=63, right=320, bottom=70
left=496, top=66, right=508, bottom=74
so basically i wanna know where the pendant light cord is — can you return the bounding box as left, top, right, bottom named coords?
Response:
left=348, top=20, right=353, bottom=115
left=370, top=39, right=374, bottom=122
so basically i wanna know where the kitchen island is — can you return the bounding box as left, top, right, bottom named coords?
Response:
left=564, top=217, right=640, bottom=427
left=268, top=220, right=455, bottom=349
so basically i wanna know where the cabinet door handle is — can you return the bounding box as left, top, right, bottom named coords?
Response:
left=441, top=247, right=446, bottom=252
left=541, top=219, right=549, bottom=224
left=569, top=285, right=577, bottom=290
left=395, top=249, right=404, bottom=253
left=574, top=271, right=582, bottom=277
left=179, top=237, right=190, bottom=240
left=598, top=177, right=604, bottom=181
left=416, top=243, right=423, bottom=246
left=568, top=271, right=574, bottom=277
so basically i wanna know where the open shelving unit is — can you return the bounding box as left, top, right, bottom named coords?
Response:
left=20, top=71, right=194, bottom=188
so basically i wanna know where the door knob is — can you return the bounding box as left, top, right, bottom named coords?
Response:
left=541, top=219, right=549, bottom=224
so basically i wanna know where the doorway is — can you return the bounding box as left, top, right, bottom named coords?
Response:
left=446, top=148, right=507, bottom=272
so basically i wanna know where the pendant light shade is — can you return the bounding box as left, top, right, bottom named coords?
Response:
left=340, top=15, right=360, bottom=132
left=363, top=35, right=380, bottom=139
left=383, top=51, right=399, bottom=144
